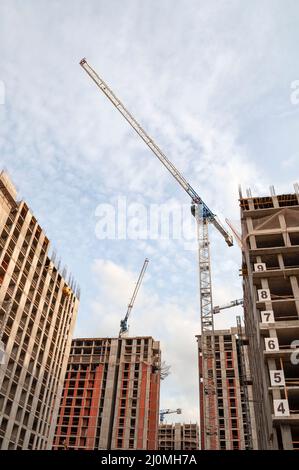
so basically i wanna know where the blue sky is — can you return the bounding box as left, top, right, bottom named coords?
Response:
left=1, top=0, right=299, bottom=423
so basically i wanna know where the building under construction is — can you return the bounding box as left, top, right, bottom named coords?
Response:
left=197, top=327, right=257, bottom=449
left=0, top=171, right=79, bottom=449
left=240, top=185, right=299, bottom=449
left=53, top=336, right=161, bottom=450
left=158, top=423, right=199, bottom=450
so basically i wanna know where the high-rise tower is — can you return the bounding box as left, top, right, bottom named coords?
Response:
left=54, top=336, right=161, bottom=450
left=240, top=185, right=299, bottom=449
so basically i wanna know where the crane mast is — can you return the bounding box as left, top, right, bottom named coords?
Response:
left=195, top=211, right=219, bottom=447
left=80, top=58, right=233, bottom=449
left=119, top=258, right=149, bottom=337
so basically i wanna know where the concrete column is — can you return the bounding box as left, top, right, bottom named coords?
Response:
left=260, top=278, right=273, bottom=314
left=281, top=424, right=293, bottom=449
left=246, top=218, right=256, bottom=249
left=267, top=359, right=281, bottom=400
left=248, top=198, right=255, bottom=210
left=99, top=340, right=118, bottom=449
left=272, top=196, right=279, bottom=209
left=174, top=424, right=180, bottom=450
left=289, top=276, right=299, bottom=318
left=278, top=214, right=291, bottom=246
left=278, top=254, right=284, bottom=269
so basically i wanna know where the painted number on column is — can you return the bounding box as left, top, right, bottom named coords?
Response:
left=265, top=337, right=279, bottom=352
left=254, top=263, right=266, bottom=272
left=273, top=399, right=290, bottom=417
left=261, top=310, right=274, bottom=323
left=270, top=370, right=285, bottom=387
left=257, top=288, right=271, bottom=302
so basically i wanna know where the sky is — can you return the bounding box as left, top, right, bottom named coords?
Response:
left=0, top=0, right=299, bottom=424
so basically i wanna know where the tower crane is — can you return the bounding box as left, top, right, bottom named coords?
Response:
left=160, top=408, right=182, bottom=424
left=119, top=258, right=149, bottom=337
left=80, top=58, right=233, bottom=449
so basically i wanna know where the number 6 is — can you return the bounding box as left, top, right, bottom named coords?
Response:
left=265, top=338, right=279, bottom=351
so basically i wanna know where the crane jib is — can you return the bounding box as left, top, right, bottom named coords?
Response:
left=80, top=58, right=233, bottom=247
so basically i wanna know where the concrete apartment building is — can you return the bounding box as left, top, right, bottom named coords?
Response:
left=158, top=423, right=199, bottom=450
left=240, top=185, right=299, bottom=449
left=197, top=327, right=257, bottom=450
left=53, top=336, right=161, bottom=450
left=0, top=171, right=79, bottom=449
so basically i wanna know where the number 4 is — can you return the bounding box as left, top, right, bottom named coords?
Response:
left=274, top=399, right=290, bottom=417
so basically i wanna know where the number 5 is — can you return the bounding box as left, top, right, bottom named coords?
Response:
left=270, top=370, right=285, bottom=386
